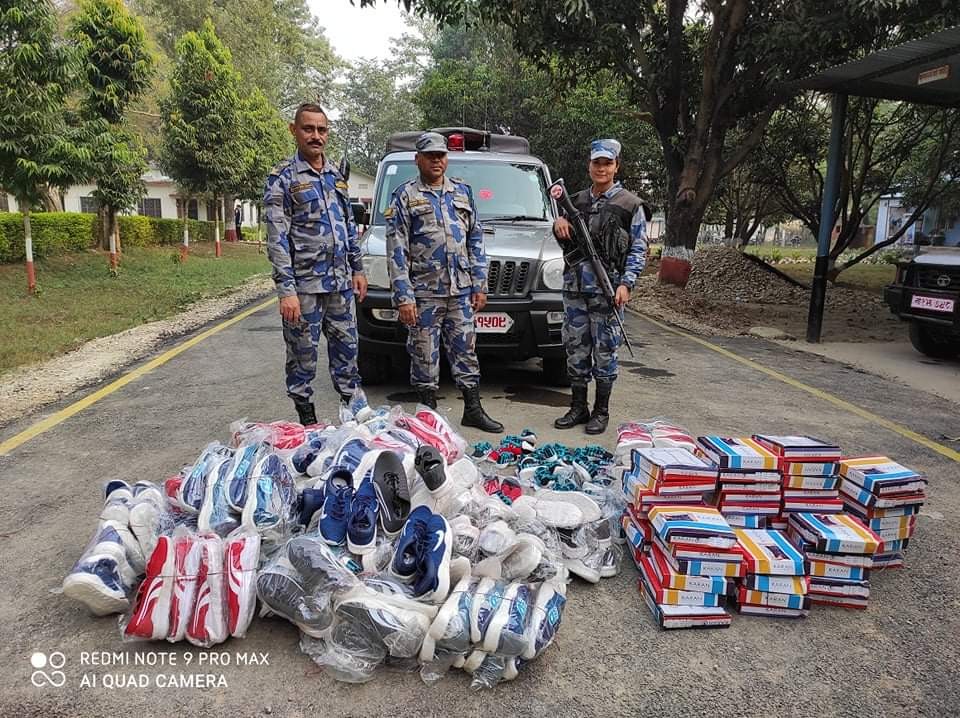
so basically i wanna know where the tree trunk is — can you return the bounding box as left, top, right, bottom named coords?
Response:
left=659, top=190, right=706, bottom=286
left=39, top=185, right=63, bottom=212
left=724, top=211, right=734, bottom=242
left=224, top=193, right=237, bottom=242
left=108, top=209, right=119, bottom=271
left=22, top=207, right=36, bottom=294
left=214, top=194, right=222, bottom=258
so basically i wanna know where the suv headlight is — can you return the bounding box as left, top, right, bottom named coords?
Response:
left=540, top=258, right=564, bottom=290
left=362, top=255, right=390, bottom=289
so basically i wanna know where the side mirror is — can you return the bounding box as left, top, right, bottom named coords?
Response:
left=351, top=202, right=369, bottom=226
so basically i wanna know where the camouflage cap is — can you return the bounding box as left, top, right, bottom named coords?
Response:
left=415, top=132, right=448, bottom=153
left=590, top=139, right=621, bottom=161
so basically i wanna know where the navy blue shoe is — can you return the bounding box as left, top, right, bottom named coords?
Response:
left=318, top=469, right=354, bottom=545
left=412, top=511, right=452, bottom=602
left=300, top=487, right=326, bottom=527
left=104, top=480, right=131, bottom=500
left=292, top=436, right=326, bottom=475
left=391, top=506, right=432, bottom=582
left=347, top=476, right=378, bottom=554
left=332, top=438, right=370, bottom=475
left=226, top=444, right=262, bottom=512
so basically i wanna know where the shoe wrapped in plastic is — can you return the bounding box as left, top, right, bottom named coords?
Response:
left=122, top=534, right=177, bottom=641
left=224, top=443, right=268, bottom=513
left=230, top=419, right=329, bottom=450
left=241, top=451, right=297, bottom=547
left=128, top=481, right=175, bottom=564
left=419, top=648, right=463, bottom=685
left=176, top=442, right=234, bottom=515
left=334, top=581, right=434, bottom=659
left=299, top=622, right=387, bottom=684
left=470, top=654, right=508, bottom=691
left=197, top=458, right=240, bottom=537
left=224, top=529, right=261, bottom=638
left=62, top=521, right=140, bottom=616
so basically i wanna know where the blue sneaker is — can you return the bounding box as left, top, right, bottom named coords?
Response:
left=347, top=476, right=379, bottom=554
left=225, top=443, right=262, bottom=512
left=318, top=469, right=354, bottom=545
left=332, top=438, right=370, bottom=475
left=522, top=582, right=566, bottom=659
left=104, top=479, right=131, bottom=500
left=198, top=458, right=239, bottom=537
left=299, top=487, right=326, bottom=527
left=292, top=435, right=326, bottom=475
left=391, top=506, right=432, bottom=581
left=412, top=511, right=452, bottom=602
left=62, top=524, right=136, bottom=615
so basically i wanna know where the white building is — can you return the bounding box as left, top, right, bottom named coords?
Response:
left=876, top=194, right=960, bottom=247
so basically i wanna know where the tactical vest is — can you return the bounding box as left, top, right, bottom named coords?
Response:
left=564, top=187, right=646, bottom=276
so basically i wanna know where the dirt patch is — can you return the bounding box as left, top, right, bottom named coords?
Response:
left=0, top=276, right=274, bottom=427
left=630, top=247, right=903, bottom=342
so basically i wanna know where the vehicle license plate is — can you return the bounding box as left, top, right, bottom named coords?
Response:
left=475, top=312, right=514, bottom=333
left=910, top=294, right=955, bottom=313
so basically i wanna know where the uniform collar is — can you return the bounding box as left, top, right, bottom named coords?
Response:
left=416, top=175, right=455, bottom=195
left=294, top=151, right=336, bottom=176
left=590, top=181, right=623, bottom=200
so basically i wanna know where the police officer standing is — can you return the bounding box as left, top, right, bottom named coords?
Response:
left=553, top=139, right=647, bottom=434
left=386, top=132, right=503, bottom=433
left=264, top=102, right=369, bottom=425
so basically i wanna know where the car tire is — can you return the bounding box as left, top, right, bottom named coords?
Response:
left=542, top=357, right=571, bottom=386
left=358, top=352, right=391, bottom=385
left=909, top=322, right=960, bottom=359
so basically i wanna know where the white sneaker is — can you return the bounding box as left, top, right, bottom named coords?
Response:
left=478, top=520, right=517, bottom=557
left=536, top=489, right=602, bottom=523
left=482, top=582, right=532, bottom=656
left=472, top=556, right=503, bottom=579
left=448, top=515, right=480, bottom=558
left=512, top=495, right=584, bottom=529
left=501, top=534, right=545, bottom=582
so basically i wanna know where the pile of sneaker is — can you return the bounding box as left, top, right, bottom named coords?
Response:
left=787, top=513, right=882, bottom=609
left=696, top=436, right=782, bottom=530
left=838, top=456, right=926, bottom=569
left=636, top=506, right=739, bottom=629
left=752, top=434, right=844, bottom=527
left=733, top=528, right=811, bottom=618
left=123, top=529, right=261, bottom=645
left=62, top=480, right=170, bottom=616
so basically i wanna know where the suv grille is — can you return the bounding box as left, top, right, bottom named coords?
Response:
left=915, top=266, right=960, bottom=291
left=487, top=260, right=531, bottom=296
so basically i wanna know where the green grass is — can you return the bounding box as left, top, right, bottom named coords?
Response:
left=0, top=242, right=270, bottom=375
left=777, top=262, right=896, bottom=294
left=743, top=245, right=818, bottom=259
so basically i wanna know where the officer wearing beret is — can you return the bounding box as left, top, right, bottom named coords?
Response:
left=553, top=139, right=648, bottom=434
left=264, top=102, right=369, bottom=425
left=385, top=132, right=503, bottom=433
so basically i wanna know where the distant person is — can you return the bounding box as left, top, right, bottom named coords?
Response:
left=235, top=205, right=244, bottom=243
left=263, top=102, right=369, bottom=425
left=552, top=139, right=648, bottom=434
left=385, top=131, right=503, bottom=433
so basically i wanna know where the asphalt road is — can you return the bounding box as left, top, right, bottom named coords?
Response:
left=1, top=303, right=958, bottom=717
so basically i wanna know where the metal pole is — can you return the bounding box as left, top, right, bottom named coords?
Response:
left=806, top=93, right=848, bottom=343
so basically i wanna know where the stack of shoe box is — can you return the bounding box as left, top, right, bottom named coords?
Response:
left=696, top=437, right=782, bottom=530
left=838, top=456, right=926, bottom=569
left=734, top=529, right=810, bottom=618
left=787, top=513, right=882, bottom=609
left=620, top=448, right=718, bottom=562
left=752, top=435, right=844, bottom=528
left=636, top=506, right=741, bottom=629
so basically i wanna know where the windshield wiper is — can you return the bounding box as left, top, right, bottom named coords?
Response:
left=483, top=215, right=547, bottom=222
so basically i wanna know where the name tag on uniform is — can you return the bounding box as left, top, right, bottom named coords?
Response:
left=409, top=198, right=430, bottom=207
left=291, top=181, right=313, bottom=192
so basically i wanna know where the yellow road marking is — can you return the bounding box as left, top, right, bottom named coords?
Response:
left=0, top=297, right=277, bottom=456
left=631, top=310, right=960, bottom=464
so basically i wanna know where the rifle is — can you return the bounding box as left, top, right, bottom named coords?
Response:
left=548, top=178, right=635, bottom=358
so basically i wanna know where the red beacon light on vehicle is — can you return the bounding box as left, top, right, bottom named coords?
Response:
left=447, top=133, right=465, bottom=151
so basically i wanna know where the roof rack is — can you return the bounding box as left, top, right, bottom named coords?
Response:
left=384, top=127, right=530, bottom=154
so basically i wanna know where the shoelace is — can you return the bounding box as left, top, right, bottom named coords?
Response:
left=330, top=486, right=352, bottom=521
left=381, top=471, right=407, bottom=514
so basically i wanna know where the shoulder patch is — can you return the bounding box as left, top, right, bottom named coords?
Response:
left=384, top=206, right=394, bottom=219
left=335, top=180, right=348, bottom=191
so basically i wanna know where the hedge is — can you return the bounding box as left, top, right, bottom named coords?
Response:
left=0, top=211, right=215, bottom=263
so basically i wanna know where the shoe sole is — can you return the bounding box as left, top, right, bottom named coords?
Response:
left=347, top=534, right=376, bottom=555
left=481, top=582, right=520, bottom=653
left=169, top=535, right=204, bottom=641
left=225, top=533, right=261, bottom=638
left=537, top=490, right=603, bottom=523
left=125, top=536, right=175, bottom=640
left=186, top=536, right=228, bottom=646
left=564, top=558, right=601, bottom=583
left=427, top=575, right=476, bottom=654
left=129, top=502, right=161, bottom=564
left=469, top=577, right=497, bottom=644
left=62, top=571, right=128, bottom=616
left=522, top=582, right=561, bottom=660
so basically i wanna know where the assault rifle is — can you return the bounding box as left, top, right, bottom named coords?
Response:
left=548, top=178, right=634, bottom=358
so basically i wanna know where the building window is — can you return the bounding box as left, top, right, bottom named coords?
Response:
left=138, top=197, right=162, bottom=218
left=0, top=193, right=8, bottom=212
left=187, top=199, right=198, bottom=220
left=80, top=196, right=99, bottom=214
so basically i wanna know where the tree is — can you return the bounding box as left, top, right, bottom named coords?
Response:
left=159, top=19, right=246, bottom=257
left=70, top=0, right=154, bottom=268
left=365, top=0, right=960, bottom=285
left=760, top=94, right=960, bottom=278
left=0, top=0, right=89, bottom=293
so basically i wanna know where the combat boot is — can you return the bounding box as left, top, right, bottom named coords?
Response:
left=416, top=388, right=438, bottom=410
left=554, top=384, right=590, bottom=429
left=460, top=386, right=503, bottom=433
left=585, top=381, right=613, bottom=435
left=293, top=400, right=317, bottom=426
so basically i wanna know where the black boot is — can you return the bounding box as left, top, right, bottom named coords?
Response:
left=416, top=388, right=437, bottom=410
left=554, top=384, right=590, bottom=429
left=460, top=386, right=503, bottom=433
left=585, top=381, right=612, bottom=435
left=293, top=400, right=317, bottom=426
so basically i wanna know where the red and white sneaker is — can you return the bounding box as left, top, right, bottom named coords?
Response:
left=167, top=534, right=204, bottom=642
left=124, top=535, right=174, bottom=640
left=186, top=535, right=228, bottom=647
left=224, top=533, right=261, bottom=638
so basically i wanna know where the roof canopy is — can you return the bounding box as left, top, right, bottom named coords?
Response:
left=795, top=26, right=960, bottom=107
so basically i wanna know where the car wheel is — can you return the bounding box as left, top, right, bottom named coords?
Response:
left=909, top=322, right=960, bottom=359
left=542, top=357, right=571, bottom=386
left=358, top=352, right=391, bottom=385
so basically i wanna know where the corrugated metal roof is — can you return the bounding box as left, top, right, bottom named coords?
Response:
left=795, top=26, right=960, bottom=106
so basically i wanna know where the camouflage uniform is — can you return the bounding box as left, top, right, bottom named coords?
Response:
left=385, top=176, right=487, bottom=391
left=561, top=181, right=647, bottom=385
left=264, top=151, right=364, bottom=404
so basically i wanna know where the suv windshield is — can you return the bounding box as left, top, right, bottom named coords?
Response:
left=372, top=159, right=551, bottom=224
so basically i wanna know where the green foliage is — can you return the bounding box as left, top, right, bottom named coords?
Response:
left=70, top=0, right=154, bottom=124
left=0, top=0, right=89, bottom=207
left=235, top=88, right=291, bottom=201
left=158, top=19, right=246, bottom=196
left=91, top=126, right=149, bottom=215
left=95, top=216, right=214, bottom=247
left=0, top=212, right=95, bottom=262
